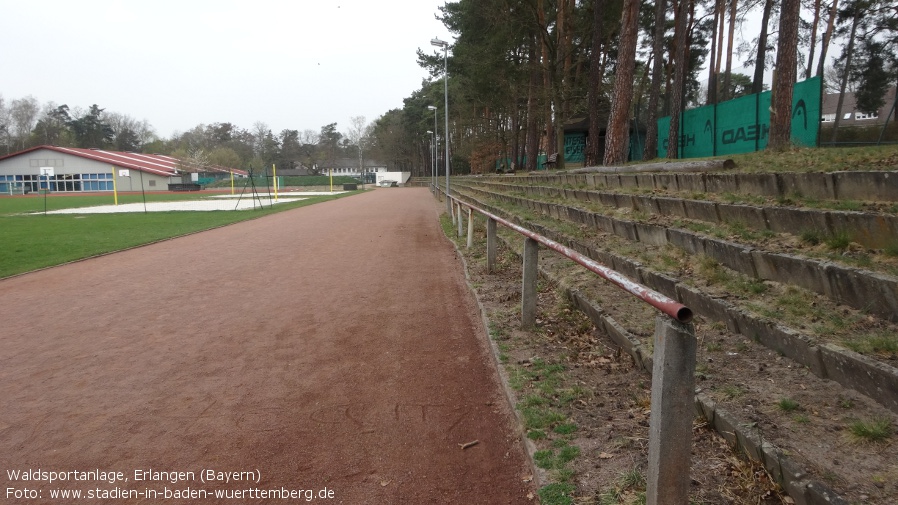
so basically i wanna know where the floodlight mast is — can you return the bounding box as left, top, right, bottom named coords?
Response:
left=426, top=129, right=435, bottom=193
left=430, top=37, right=450, bottom=213
left=427, top=105, right=438, bottom=194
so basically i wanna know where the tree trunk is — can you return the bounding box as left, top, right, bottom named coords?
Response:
left=708, top=0, right=720, bottom=105
left=538, top=0, right=555, bottom=164
left=830, top=10, right=860, bottom=143
left=525, top=34, right=542, bottom=172
left=667, top=0, right=690, bottom=159
left=643, top=0, right=668, bottom=161
left=768, top=0, right=801, bottom=150
left=586, top=0, right=608, bottom=165
left=715, top=0, right=725, bottom=77
left=816, top=0, right=839, bottom=78
left=806, top=0, right=822, bottom=80
left=722, top=0, right=737, bottom=100
left=603, top=0, right=641, bottom=166
left=752, top=0, right=774, bottom=94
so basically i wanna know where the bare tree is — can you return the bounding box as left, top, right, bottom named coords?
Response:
left=345, top=115, right=368, bottom=179
left=806, top=0, right=823, bottom=79
left=252, top=121, right=269, bottom=157
left=0, top=95, right=11, bottom=153
left=10, top=95, right=40, bottom=150
left=768, top=0, right=801, bottom=150
left=830, top=2, right=862, bottom=143
left=816, top=0, right=840, bottom=78
left=722, top=0, right=738, bottom=100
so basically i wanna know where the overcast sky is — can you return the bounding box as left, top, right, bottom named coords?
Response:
left=0, top=0, right=453, bottom=139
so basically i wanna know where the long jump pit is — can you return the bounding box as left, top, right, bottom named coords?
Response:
left=1, top=187, right=535, bottom=504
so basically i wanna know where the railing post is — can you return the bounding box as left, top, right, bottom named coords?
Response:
left=451, top=200, right=457, bottom=225
left=486, top=217, right=497, bottom=273
left=466, top=208, right=474, bottom=249
left=521, top=237, right=539, bottom=328
left=457, top=203, right=464, bottom=237
left=646, top=316, right=697, bottom=505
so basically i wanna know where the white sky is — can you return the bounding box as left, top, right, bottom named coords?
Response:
left=0, top=0, right=453, bottom=139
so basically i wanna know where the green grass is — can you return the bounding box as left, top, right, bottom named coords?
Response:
left=0, top=192, right=354, bottom=278
left=842, top=332, right=898, bottom=356
left=538, top=482, right=575, bottom=505
left=777, top=398, right=800, bottom=412
left=848, top=418, right=893, bottom=442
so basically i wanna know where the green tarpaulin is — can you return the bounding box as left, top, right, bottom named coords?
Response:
left=657, top=76, right=821, bottom=158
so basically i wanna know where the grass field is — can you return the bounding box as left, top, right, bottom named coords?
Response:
left=0, top=191, right=356, bottom=278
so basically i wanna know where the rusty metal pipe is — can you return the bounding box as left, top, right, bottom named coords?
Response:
left=451, top=195, right=693, bottom=323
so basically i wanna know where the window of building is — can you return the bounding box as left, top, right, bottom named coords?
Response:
left=855, top=111, right=879, bottom=120
left=821, top=113, right=836, bottom=122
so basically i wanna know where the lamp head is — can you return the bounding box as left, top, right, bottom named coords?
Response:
left=430, top=37, right=447, bottom=48
left=427, top=105, right=437, bottom=110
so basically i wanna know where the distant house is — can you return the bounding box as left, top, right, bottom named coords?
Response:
left=316, top=158, right=388, bottom=177
left=0, top=145, right=246, bottom=194
left=821, top=86, right=897, bottom=125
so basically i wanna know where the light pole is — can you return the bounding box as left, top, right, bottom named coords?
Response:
left=427, top=105, right=438, bottom=195
left=431, top=37, right=450, bottom=212
left=426, top=130, right=434, bottom=193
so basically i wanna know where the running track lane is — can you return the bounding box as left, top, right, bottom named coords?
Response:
left=0, top=187, right=534, bottom=504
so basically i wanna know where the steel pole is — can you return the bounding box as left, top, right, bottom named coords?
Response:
left=442, top=44, right=450, bottom=213
left=433, top=109, right=439, bottom=194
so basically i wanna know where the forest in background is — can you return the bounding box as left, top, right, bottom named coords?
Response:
left=1, top=0, right=895, bottom=175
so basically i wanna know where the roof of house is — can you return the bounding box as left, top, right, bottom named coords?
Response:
left=0, top=145, right=248, bottom=177
left=822, top=86, right=897, bottom=118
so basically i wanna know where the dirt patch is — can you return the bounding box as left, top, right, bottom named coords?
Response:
left=448, top=213, right=898, bottom=504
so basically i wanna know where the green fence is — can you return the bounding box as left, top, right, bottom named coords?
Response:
left=657, top=76, right=822, bottom=158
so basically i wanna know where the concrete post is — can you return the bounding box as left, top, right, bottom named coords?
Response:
left=487, top=217, right=497, bottom=274
left=646, top=316, right=697, bottom=505
left=521, top=237, right=539, bottom=328
left=457, top=204, right=464, bottom=237
left=466, top=208, right=474, bottom=249
left=451, top=201, right=457, bottom=225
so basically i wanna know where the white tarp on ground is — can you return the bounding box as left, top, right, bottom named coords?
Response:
left=40, top=197, right=308, bottom=214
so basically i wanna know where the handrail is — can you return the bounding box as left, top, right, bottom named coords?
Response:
left=449, top=193, right=693, bottom=324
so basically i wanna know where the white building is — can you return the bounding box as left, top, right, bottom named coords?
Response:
left=0, top=145, right=245, bottom=194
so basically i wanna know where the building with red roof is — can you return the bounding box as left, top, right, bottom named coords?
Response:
left=0, top=145, right=247, bottom=194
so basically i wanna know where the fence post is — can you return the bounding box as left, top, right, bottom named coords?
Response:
left=457, top=203, right=464, bottom=237
left=487, top=217, right=497, bottom=273
left=467, top=208, right=474, bottom=249
left=646, top=315, right=697, bottom=505
left=451, top=200, right=457, bottom=225
left=521, top=237, right=539, bottom=328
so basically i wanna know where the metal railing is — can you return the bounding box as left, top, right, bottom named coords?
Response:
left=443, top=189, right=696, bottom=505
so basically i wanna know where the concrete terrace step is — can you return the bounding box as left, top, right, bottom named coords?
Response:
left=481, top=215, right=867, bottom=505
left=476, top=169, right=898, bottom=203
left=450, top=186, right=898, bottom=418
left=464, top=179, right=898, bottom=249
left=452, top=181, right=898, bottom=323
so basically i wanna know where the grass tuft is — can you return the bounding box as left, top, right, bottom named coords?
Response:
left=848, top=418, right=893, bottom=442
